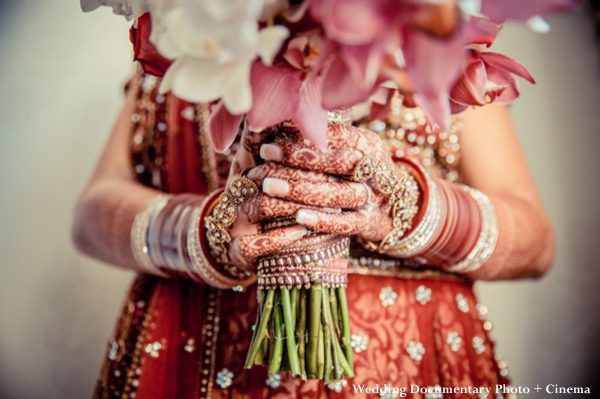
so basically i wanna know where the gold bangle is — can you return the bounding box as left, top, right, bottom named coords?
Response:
left=377, top=172, right=421, bottom=252
left=373, top=160, right=399, bottom=195
left=205, top=177, right=259, bottom=274
left=188, top=201, right=256, bottom=289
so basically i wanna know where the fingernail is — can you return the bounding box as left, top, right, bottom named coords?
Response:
left=285, top=226, right=307, bottom=241
left=296, top=209, right=318, bottom=226
left=260, top=144, right=283, bottom=161
left=323, top=207, right=342, bottom=213
left=263, top=178, right=290, bottom=196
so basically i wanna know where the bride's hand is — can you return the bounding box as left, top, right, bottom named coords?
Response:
left=255, top=124, right=401, bottom=242
left=224, top=142, right=318, bottom=271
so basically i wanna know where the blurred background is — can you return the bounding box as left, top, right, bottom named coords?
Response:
left=0, top=1, right=599, bottom=398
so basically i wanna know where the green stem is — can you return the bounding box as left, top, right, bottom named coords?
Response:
left=296, top=289, right=307, bottom=380
left=324, top=287, right=342, bottom=380
left=248, top=290, right=264, bottom=349
left=244, top=289, right=275, bottom=369
left=317, top=326, right=324, bottom=379
left=337, top=286, right=354, bottom=371
left=321, top=287, right=332, bottom=383
left=307, top=284, right=323, bottom=379
left=290, top=286, right=299, bottom=330
left=333, top=333, right=355, bottom=378
left=268, top=300, right=284, bottom=374
left=255, top=340, right=264, bottom=365
left=329, top=288, right=341, bottom=339
left=281, top=288, right=301, bottom=377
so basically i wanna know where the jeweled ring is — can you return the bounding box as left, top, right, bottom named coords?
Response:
left=373, top=160, right=399, bottom=195
left=228, top=177, right=260, bottom=205
left=358, top=182, right=376, bottom=212
left=350, top=154, right=376, bottom=182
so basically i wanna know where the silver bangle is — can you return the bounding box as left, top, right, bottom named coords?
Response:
left=446, top=186, right=499, bottom=273
left=131, top=195, right=170, bottom=277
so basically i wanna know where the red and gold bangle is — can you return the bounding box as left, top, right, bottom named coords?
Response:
left=189, top=190, right=256, bottom=289
left=445, top=186, right=498, bottom=273
left=204, top=178, right=260, bottom=280
left=379, top=159, right=442, bottom=256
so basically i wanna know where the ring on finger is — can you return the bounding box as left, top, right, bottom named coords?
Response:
left=358, top=182, right=377, bottom=212
left=350, top=153, right=376, bottom=182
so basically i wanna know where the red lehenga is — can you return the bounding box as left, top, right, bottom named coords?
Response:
left=93, top=70, right=512, bottom=398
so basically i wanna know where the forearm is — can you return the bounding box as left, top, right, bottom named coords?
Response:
left=358, top=162, right=555, bottom=281
left=468, top=192, right=555, bottom=281
left=72, top=178, right=161, bottom=271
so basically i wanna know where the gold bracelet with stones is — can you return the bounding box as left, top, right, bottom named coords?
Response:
left=204, top=177, right=259, bottom=277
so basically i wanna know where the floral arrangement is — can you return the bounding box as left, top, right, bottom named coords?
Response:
left=83, top=0, right=579, bottom=383
left=82, top=0, right=578, bottom=151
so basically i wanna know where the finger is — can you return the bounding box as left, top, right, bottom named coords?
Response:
left=246, top=162, right=330, bottom=183
left=295, top=209, right=367, bottom=236
left=260, top=141, right=363, bottom=175
left=233, top=225, right=308, bottom=260
left=241, top=193, right=318, bottom=223
left=262, top=178, right=369, bottom=209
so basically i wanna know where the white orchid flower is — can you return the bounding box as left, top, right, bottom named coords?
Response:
left=80, top=0, right=150, bottom=20
left=154, top=0, right=289, bottom=114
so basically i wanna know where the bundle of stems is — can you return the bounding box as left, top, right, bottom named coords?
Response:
left=244, top=280, right=354, bottom=382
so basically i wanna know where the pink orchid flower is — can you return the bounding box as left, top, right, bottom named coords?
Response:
left=209, top=30, right=330, bottom=151
left=450, top=50, right=536, bottom=113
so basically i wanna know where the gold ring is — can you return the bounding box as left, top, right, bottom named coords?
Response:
left=350, top=154, right=376, bottom=182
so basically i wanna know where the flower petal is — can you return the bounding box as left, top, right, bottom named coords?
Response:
left=403, top=18, right=495, bottom=127
left=81, top=0, right=101, bottom=12
left=257, top=25, right=290, bottom=66
left=450, top=55, right=487, bottom=106
left=293, top=75, right=328, bottom=149
left=369, top=88, right=395, bottom=121
left=480, top=52, right=536, bottom=83
left=341, top=40, right=386, bottom=89
left=247, top=61, right=303, bottom=131
left=310, top=0, right=385, bottom=45
left=321, top=55, right=374, bottom=110
left=159, top=56, right=244, bottom=106
left=413, top=92, right=451, bottom=130
left=485, top=67, right=520, bottom=103
left=221, top=63, right=253, bottom=115
left=450, top=100, right=468, bottom=114
left=468, top=15, right=502, bottom=46
left=208, top=101, right=244, bottom=153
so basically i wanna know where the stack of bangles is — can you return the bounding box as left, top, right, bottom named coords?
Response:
left=358, top=157, right=499, bottom=273
left=130, top=190, right=256, bottom=290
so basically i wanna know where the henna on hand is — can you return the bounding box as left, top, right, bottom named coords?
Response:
left=259, top=125, right=388, bottom=176
left=263, top=178, right=369, bottom=209
left=229, top=225, right=308, bottom=269
left=241, top=193, right=320, bottom=223
left=246, top=162, right=330, bottom=183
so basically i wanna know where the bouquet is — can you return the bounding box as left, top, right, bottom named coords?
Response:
left=84, top=0, right=580, bottom=382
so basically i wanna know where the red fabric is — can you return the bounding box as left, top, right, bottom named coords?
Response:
left=93, top=76, right=509, bottom=398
